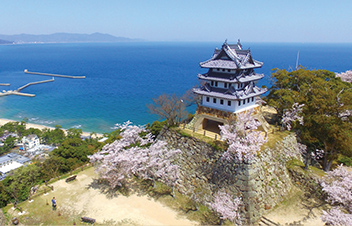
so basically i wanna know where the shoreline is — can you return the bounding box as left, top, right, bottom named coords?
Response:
left=0, top=118, right=103, bottom=138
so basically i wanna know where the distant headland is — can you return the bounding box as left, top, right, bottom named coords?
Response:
left=0, top=32, right=142, bottom=44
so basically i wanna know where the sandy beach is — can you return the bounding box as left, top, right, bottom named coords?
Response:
left=0, top=118, right=101, bottom=138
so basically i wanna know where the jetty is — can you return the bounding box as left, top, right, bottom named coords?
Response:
left=0, top=78, right=54, bottom=97
left=24, top=69, right=86, bottom=79
left=0, top=83, right=10, bottom=86
left=0, top=91, right=35, bottom=97
left=16, top=78, right=54, bottom=92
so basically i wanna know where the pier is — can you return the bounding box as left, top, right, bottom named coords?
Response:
left=0, top=78, right=54, bottom=97
left=0, top=83, right=10, bottom=86
left=16, top=78, right=54, bottom=92
left=0, top=91, right=35, bottom=97
left=24, top=69, right=86, bottom=79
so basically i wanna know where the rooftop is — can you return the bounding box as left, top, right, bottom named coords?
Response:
left=0, top=153, right=30, bottom=175
left=198, top=72, right=264, bottom=83
left=193, top=82, right=267, bottom=100
left=200, top=40, right=263, bottom=70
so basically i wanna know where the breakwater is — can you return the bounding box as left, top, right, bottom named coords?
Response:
left=0, top=78, right=55, bottom=97
left=0, top=91, right=35, bottom=97
left=24, top=69, right=86, bottom=79
left=0, top=83, right=10, bottom=86
left=16, top=78, right=54, bottom=92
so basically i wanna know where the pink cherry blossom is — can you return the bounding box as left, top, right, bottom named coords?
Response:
left=320, top=164, right=352, bottom=225
left=210, top=189, right=243, bottom=225
left=219, top=110, right=267, bottom=162
left=281, top=103, right=304, bottom=131
left=89, top=122, right=181, bottom=191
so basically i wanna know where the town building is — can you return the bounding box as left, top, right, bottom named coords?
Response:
left=191, top=40, right=267, bottom=133
left=0, top=153, right=30, bottom=180
left=21, top=134, right=40, bottom=150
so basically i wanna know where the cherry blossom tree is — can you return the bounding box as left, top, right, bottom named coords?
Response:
left=281, top=103, right=304, bottom=131
left=336, top=70, right=352, bottom=84
left=294, top=142, right=324, bottom=169
left=219, top=110, right=267, bottom=162
left=320, top=165, right=352, bottom=225
left=89, top=121, right=181, bottom=195
left=210, top=189, right=243, bottom=225
left=134, top=140, right=181, bottom=197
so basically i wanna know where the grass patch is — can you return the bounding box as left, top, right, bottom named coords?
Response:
left=174, top=127, right=227, bottom=151
left=263, top=125, right=291, bottom=149
left=151, top=187, right=219, bottom=225
left=3, top=202, right=82, bottom=225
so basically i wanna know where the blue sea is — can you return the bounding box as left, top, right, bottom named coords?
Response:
left=0, top=42, right=351, bottom=133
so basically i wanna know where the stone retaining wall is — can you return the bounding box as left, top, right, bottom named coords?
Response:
left=157, top=127, right=302, bottom=224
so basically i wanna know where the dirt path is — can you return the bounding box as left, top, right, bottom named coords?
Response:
left=45, top=167, right=196, bottom=225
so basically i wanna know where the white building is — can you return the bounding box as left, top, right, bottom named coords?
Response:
left=0, top=153, right=30, bottom=180
left=22, top=134, right=40, bottom=150
left=191, top=40, right=267, bottom=133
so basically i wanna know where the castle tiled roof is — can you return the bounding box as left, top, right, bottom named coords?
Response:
left=193, top=81, right=267, bottom=100
left=197, top=72, right=264, bottom=83
left=200, top=40, right=263, bottom=70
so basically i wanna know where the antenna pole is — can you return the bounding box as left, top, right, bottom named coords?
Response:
left=295, top=51, right=300, bottom=70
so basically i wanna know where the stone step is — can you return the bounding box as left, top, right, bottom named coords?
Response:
left=259, top=216, right=280, bottom=226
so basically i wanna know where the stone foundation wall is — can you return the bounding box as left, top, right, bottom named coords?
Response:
left=157, top=128, right=301, bottom=224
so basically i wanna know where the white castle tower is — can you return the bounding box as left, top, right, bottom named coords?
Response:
left=191, top=40, right=267, bottom=133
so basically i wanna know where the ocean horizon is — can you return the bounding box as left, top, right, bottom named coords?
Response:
left=0, top=42, right=351, bottom=133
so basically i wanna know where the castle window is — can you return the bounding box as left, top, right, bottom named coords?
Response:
left=224, top=83, right=227, bottom=88
left=211, top=81, right=214, bottom=86
left=238, top=101, right=241, bottom=106
left=206, top=97, right=209, bottom=102
left=227, top=69, right=231, bottom=72
left=243, top=100, right=245, bottom=105
left=213, top=98, right=217, bottom=103
left=220, top=99, right=224, bottom=105
left=228, top=101, right=231, bottom=106
left=247, top=99, right=250, bottom=103
left=222, top=69, right=225, bottom=72
left=252, top=97, right=254, bottom=102
left=215, top=81, right=218, bottom=87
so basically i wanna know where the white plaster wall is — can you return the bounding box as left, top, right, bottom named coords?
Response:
left=201, top=96, right=257, bottom=113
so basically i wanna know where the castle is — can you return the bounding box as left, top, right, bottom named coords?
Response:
left=191, top=40, right=267, bottom=133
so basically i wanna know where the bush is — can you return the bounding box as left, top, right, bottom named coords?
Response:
left=338, top=155, right=352, bottom=167
left=146, top=120, right=167, bottom=137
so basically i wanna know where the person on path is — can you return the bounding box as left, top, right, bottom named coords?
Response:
left=52, top=197, right=57, bottom=210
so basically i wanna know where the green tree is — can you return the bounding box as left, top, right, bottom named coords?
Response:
left=0, top=136, right=17, bottom=154
left=23, top=127, right=42, bottom=137
left=67, top=128, right=83, bottom=139
left=266, top=68, right=352, bottom=171
left=41, top=125, right=66, bottom=145
left=146, top=120, right=167, bottom=137
left=0, top=182, right=10, bottom=208
left=39, top=155, right=63, bottom=181
left=2, top=164, right=41, bottom=204
left=51, top=137, right=97, bottom=173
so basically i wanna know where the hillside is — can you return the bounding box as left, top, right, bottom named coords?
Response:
left=0, top=32, right=139, bottom=44
left=0, top=39, right=13, bottom=45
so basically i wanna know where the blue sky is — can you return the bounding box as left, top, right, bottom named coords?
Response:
left=1, top=0, right=351, bottom=43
